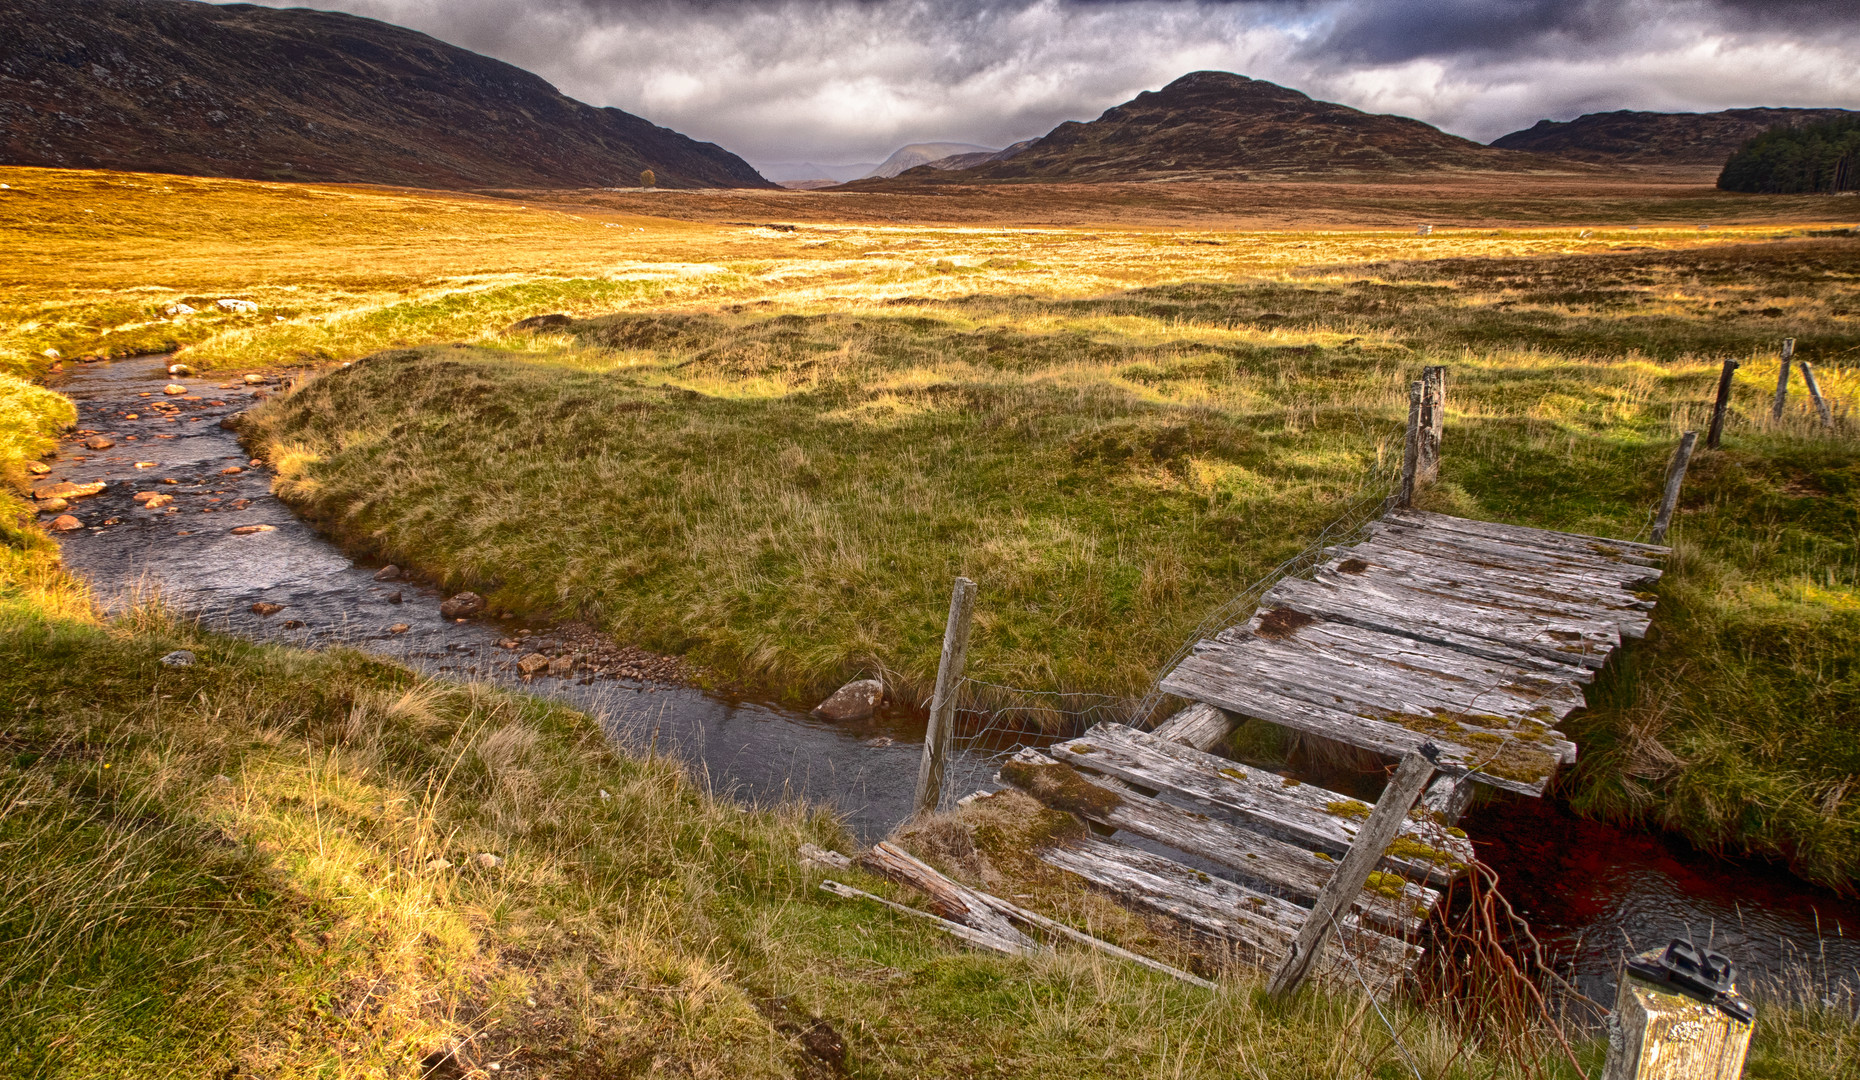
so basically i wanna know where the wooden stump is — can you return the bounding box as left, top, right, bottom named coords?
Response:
left=1601, top=954, right=1754, bottom=1080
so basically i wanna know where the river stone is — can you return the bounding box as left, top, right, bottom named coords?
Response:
left=547, top=654, right=576, bottom=676
left=517, top=652, right=549, bottom=675
left=230, top=524, right=275, bottom=535
left=387, top=591, right=403, bottom=604
left=139, top=493, right=173, bottom=508
left=168, top=363, right=194, bottom=375
left=49, top=514, right=82, bottom=532
left=27, top=462, right=49, bottom=475
left=83, top=436, right=115, bottom=450
left=34, top=480, right=106, bottom=500
left=163, top=384, right=187, bottom=395
left=439, top=592, right=486, bottom=619
left=388, top=623, right=410, bottom=634
left=373, top=564, right=401, bottom=581
left=242, top=373, right=268, bottom=385
left=250, top=602, right=284, bottom=616
left=811, top=678, right=885, bottom=722
left=36, top=497, right=68, bottom=512
left=160, top=650, right=196, bottom=667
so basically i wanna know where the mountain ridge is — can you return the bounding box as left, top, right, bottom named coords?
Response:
left=1490, top=107, right=1860, bottom=166
left=0, top=0, right=772, bottom=190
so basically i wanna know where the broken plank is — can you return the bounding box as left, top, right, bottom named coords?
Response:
left=1049, top=723, right=1473, bottom=885
left=1160, top=657, right=1561, bottom=795
left=1000, top=751, right=1439, bottom=934
left=860, top=842, right=1039, bottom=951
left=820, top=880, right=1039, bottom=956
left=1150, top=702, right=1238, bottom=751
left=1040, top=835, right=1417, bottom=994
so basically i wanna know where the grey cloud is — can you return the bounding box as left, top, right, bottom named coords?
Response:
left=245, top=0, right=1860, bottom=164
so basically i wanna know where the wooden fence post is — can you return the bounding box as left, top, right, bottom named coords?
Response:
left=914, top=577, right=977, bottom=818
left=1799, top=360, right=1833, bottom=428
left=1705, top=359, right=1739, bottom=449
left=1268, top=748, right=1436, bottom=998
left=1397, top=380, right=1424, bottom=507
left=1419, top=365, right=1446, bottom=486
left=1651, top=431, right=1698, bottom=545
left=1600, top=949, right=1755, bottom=1080
left=1771, top=339, right=1794, bottom=422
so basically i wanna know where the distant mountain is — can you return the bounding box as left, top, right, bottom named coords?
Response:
left=866, top=142, right=998, bottom=178
left=922, top=140, right=1036, bottom=171
left=858, top=72, right=1553, bottom=184
left=755, top=160, right=881, bottom=184
left=0, top=0, right=772, bottom=190
left=1491, top=108, right=1860, bottom=166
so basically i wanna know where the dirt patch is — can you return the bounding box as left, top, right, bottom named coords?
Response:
left=1335, top=558, right=1370, bottom=574
left=1255, top=607, right=1316, bottom=640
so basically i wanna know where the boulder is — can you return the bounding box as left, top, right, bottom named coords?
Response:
left=242, top=373, right=268, bottom=385
left=509, top=313, right=574, bottom=333
left=517, top=652, right=549, bottom=675
left=49, top=514, right=82, bottom=532
left=811, top=678, right=885, bottom=722
left=439, top=592, right=485, bottom=619
left=217, top=298, right=259, bottom=313
left=163, top=304, right=196, bottom=317
left=34, top=480, right=106, bottom=500
left=26, top=462, right=49, bottom=475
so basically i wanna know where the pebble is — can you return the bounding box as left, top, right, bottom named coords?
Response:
left=282, top=620, right=305, bottom=629
left=134, top=492, right=173, bottom=508
left=387, top=591, right=403, bottom=604
left=160, top=650, right=196, bottom=667
left=388, top=623, right=410, bottom=634
left=133, top=461, right=157, bottom=469
left=250, top=602, right=284, bottom=615
left=229, top=524, right=276, bottom=535
left=220, top=466, right=244, bottom=475
left=83, top=436, right=115, bottom=450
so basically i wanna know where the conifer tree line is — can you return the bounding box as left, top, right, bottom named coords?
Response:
left=1719, top=115, right=1860, bottom=193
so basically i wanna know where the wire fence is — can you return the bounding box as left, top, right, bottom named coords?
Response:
left=932, top=446, right=1407, bottom=805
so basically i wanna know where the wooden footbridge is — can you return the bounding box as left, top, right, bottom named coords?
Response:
left=828, top=368, right=1693, bottom=1000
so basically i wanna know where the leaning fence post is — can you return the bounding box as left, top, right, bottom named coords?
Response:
left=1651, top=431, right=1698, bottom=545
left=1418, top=365, right=1446, bottom=486
left=914, top=576, right=977, bottom=818
left=1600, top=943, right=1755, bottom=1080
left=1771, top=338, right=1794, bottom=422
left=1705, top=359, right=1739, bottom=449
left=1397, top=380, right=1424, bottom=507
left=1799, top=360, right=1833, bottom=428
left=1268, top=748, right=1436, bottom=998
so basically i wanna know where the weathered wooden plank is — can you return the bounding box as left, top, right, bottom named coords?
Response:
left=1208, top=610, right=1592, bottom=693
left=1324, top=544, right=1655, bottom=638
left=860, top=841, right=1039, bottom=950
left=1385, top=509, right=1669, bottom=564
left=1263, top=576, right=1615, bottom=671
left=1338, top=535, right=1658, bottom=603
left=1149, top=702, right=1238, bottom=751
left=1368, top=520, right=1663, bottom=586
left=999, top=751, right=1440, bottom=934
left=1038, top=835, right=1419, bottom=988
left=1161, top=656, right=1560, bottom=795
left=1269, top=749, right=1436, bottom=997
left=820, top=880, right=1038, bottom=956
left=1187, top=636, right=1579, bottom=764
left=1048, top=723, right=1472, bottom=885
left=1307, top=568, right=1624, bottom=657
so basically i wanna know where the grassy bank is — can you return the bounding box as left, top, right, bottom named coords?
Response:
left=0, top=375, right=1630, bottom=1080
left=241, top=238, right=1860, bottom=888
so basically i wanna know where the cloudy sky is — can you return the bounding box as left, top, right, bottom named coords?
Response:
left=246, top=0, right=1860, bottom=169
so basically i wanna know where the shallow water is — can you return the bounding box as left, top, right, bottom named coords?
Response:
left=40, top=354, right=1859, bottom=1009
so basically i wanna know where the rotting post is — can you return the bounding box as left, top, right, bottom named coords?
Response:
left=914, top=576, right=976, bottom=818
left=1651, top=431, right=1698, bottom=545
left=1771, top=338, right=1794, bottom=422
left=1706, top=359, right=1739, bottom=450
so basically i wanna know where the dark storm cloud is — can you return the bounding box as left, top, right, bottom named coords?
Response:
left=244, top=0, right=1860, bottom=168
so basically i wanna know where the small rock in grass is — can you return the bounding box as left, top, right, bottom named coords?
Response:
left=218, top=298, right=259, bottom=313
left=811, top=678, right=884, bottom=722
left=163, top=384, right=187, bottom=395
left=426, top=858, right=452, bottom=872
left=388, top=623, right=410, bottom=634
left=517, top=652, right=549, bottom=676
left=439, top=592, right=485, bottom=619
left=598, top=789, right=611, bottom=800
left=473, top=853, right=503, bottom=869
left=373, top=564, right=401, bottom=581
left=83, top=436, right=115, bottom=450
left=160, top=650, right=196, bottom=667
left=49, top=514, right=83, bottom=531
left=214, top=774, right=232, bottom=784
left=250, top=602, right=284, bottom=615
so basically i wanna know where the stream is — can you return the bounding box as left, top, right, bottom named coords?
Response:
left=39, top=354, right=1860, bottom=1014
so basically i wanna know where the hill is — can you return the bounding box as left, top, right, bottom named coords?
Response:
left=855, top=72, right=1552, bottom=184
left=0, top=0, right=771, bottom=190
left=1491, top=108, right=1860, bottom=166
left=866, top=142, right=998, bottom=178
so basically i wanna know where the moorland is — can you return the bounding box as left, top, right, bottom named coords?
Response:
left=3, top=163, right=1858, bottom=1075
